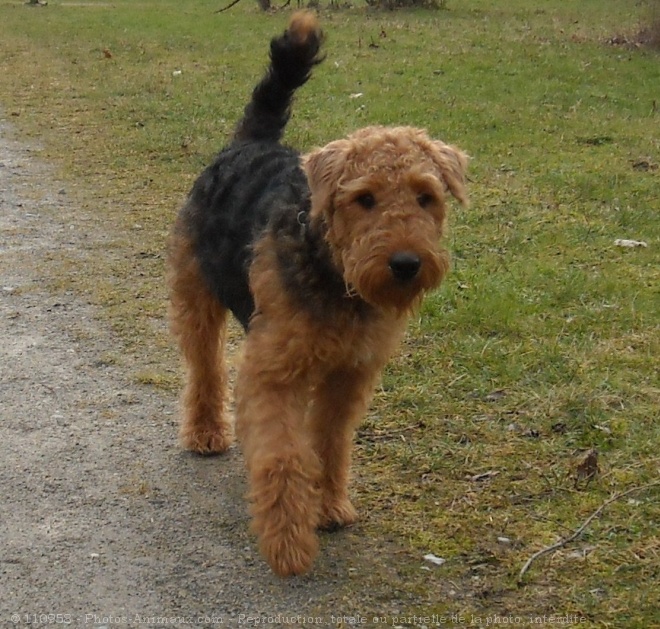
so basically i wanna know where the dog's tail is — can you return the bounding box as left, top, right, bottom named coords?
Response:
left=232, top=11, right=324, bottom=144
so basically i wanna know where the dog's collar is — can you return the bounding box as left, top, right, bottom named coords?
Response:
left=296, top=209, right=309, bottom=235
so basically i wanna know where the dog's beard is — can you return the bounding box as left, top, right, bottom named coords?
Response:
left=341, top=244, right=449, bottom=313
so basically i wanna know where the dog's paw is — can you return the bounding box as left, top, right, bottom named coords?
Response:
left=179, top=424, right=233, bottom=455
left=260, top=528, right=319, bottom=577
left=318, top=498, right=358, bottom=531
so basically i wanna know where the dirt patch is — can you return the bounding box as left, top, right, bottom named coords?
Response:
left=0, top=120, right=395, bottom=625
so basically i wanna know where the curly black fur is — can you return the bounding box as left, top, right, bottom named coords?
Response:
left=179, top=142, right=309, bottom=329
left=174, top=15, right=361, bottom=331
left=234, top=20, right=324, bottom=144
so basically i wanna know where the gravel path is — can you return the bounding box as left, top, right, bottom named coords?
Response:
left=0, top=121, right=355, bottom=627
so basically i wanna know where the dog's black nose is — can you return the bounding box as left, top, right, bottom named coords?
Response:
left=389, top=251, right=421, bottom=281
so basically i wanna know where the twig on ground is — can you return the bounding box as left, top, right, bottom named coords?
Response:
left=357, top=424, right=419, bottom=441
left=215, top=0, right=243, bottom=13
left=518, top=480, right=660, bottom=584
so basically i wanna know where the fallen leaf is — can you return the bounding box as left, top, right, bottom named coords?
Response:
left=423, top=553, right=446, bottom=566
left=574, top=449, right=599, bottom=488
left=615, top=238, right=648, bottom=248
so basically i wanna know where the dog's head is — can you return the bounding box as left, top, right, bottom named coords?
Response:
left=302, top=126, right=468, bottom=313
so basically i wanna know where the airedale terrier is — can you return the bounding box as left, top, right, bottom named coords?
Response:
left=169, top=12, right=468, bottom=576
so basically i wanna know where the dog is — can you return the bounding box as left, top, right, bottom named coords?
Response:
left=169, top=11, right=468, bottom=576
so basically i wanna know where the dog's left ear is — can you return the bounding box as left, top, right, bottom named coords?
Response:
left=301, top=139, right=351, bottom=217
left=426, top=141, right=469, bottom=207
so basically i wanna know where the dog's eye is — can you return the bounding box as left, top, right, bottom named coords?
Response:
left=416, top=192, right=436, bottom=208
left=355, top=192, right=376, bottom=210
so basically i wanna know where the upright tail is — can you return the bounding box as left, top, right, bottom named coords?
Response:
left=233, top=11, right=324, bottom=144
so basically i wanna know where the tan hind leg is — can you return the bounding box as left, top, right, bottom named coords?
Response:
left=168, top=228, right=232, bottom=454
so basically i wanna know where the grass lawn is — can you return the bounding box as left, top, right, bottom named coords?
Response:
left=1, top=0, right=658, bottom=623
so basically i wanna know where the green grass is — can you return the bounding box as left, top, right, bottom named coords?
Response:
left=1, top=0, right=658, bottom=623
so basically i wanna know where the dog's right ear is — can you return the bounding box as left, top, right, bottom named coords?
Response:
left=301, top=140, right=351, bottom=218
